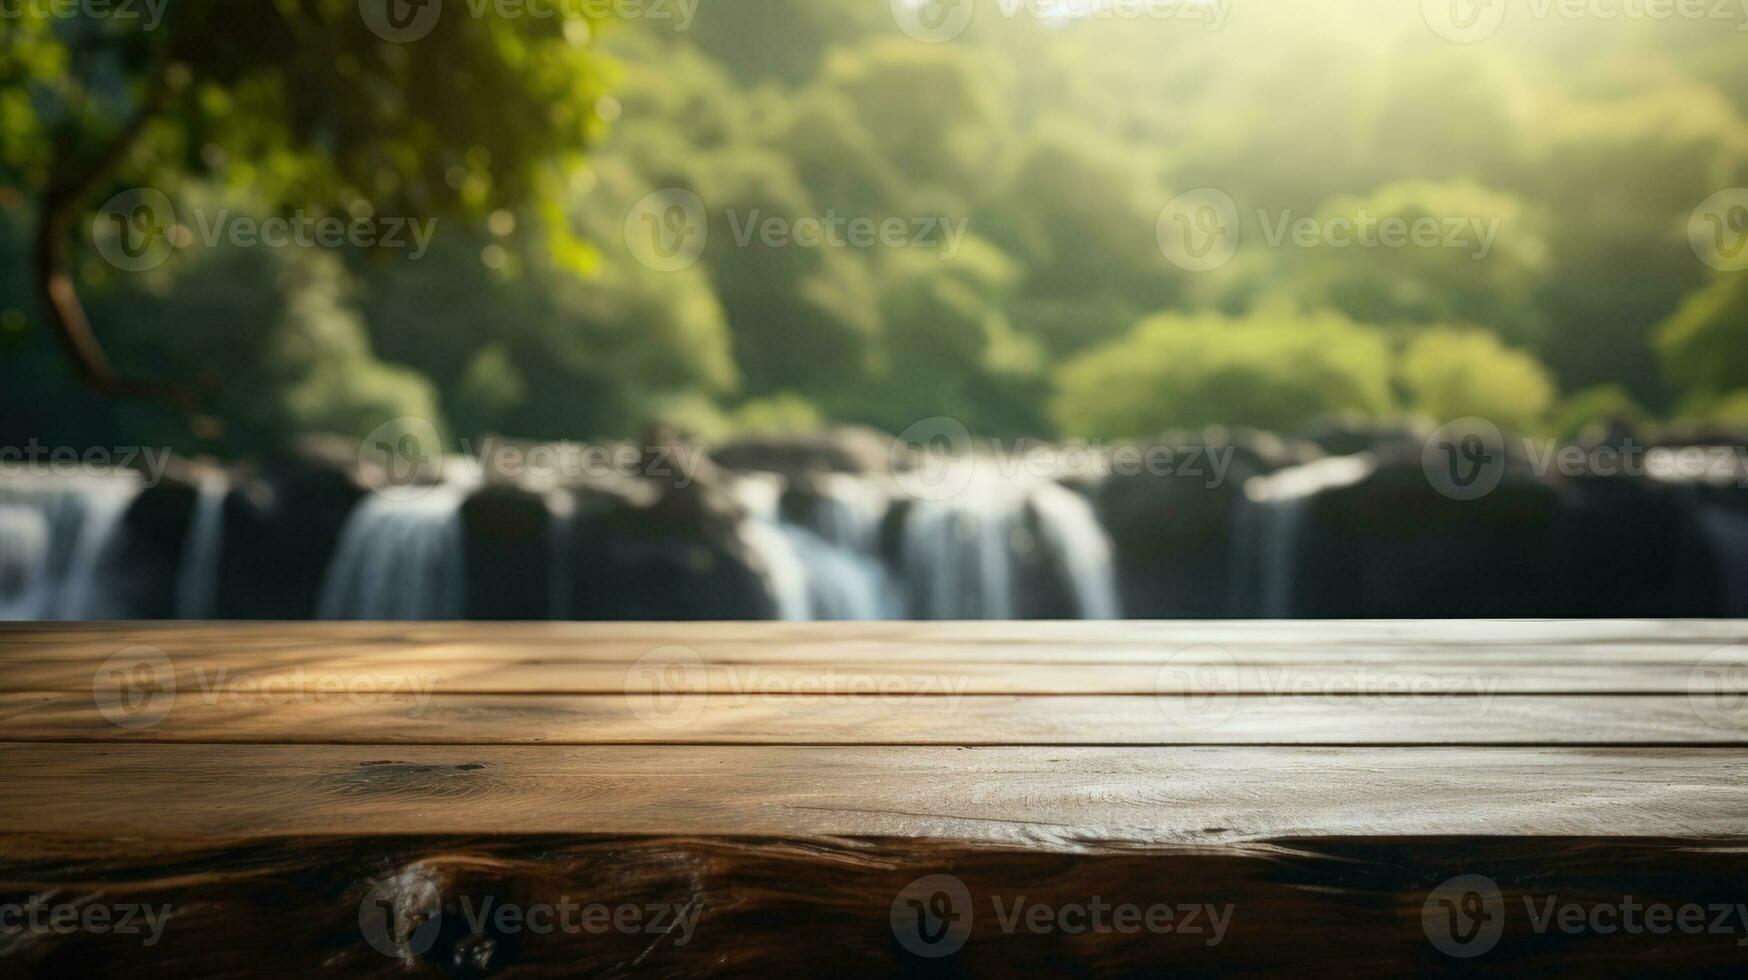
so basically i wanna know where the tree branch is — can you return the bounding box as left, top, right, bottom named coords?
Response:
left=34, top=73, right=194, bottom=409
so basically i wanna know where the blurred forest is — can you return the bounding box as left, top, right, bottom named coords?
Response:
left=5, top=0, right=1748, bottom=453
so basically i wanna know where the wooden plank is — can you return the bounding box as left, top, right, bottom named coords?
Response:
left=3, top=621, right=1745, bottom=975
left=0, top=692, right=1738, bottom=744
left=2, top=744, right=1745, bottom=842
left=5, top=620, right=1748, bottom=665
left=4, top=835, right=1747, bottom=976
left=7, top=618, right=1748, bottom=643
left=0, top=657, right=1718, bottom=694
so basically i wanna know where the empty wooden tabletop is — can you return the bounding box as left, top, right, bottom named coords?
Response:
left=1, top=621, right=1746, bottom=976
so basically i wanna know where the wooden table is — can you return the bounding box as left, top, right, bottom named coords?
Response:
left=1, top=621, right=1745, bottom=975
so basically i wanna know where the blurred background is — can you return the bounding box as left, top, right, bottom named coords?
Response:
left=3, top=0, right=1747, bottom=622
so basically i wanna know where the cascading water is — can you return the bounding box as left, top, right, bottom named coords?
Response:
left=0, top=472, right=140, bottom=620
left=792, top=473, right=887, bottom=552
left=734, top=474, right=902, bottom=621
left=0, top=505, right=50, bottom=620
left=1239, top=455, right=1372, bottom=617
left=2, top=454, right=1125, bottom=622
left=316, top=484, right=470, bottom=620
left=547, top=491, right=577, bottom=621
left=779, top=523, right=904, bottom=620
left=900, top=472, right=1018, bottom=619
left=1027, top=479, right=1120, bottom=620
left=173, top=471, right=228, bottom=620
left=897, top=462, right=1119, bottom=620
left=781, top=473, right=904, bottom=619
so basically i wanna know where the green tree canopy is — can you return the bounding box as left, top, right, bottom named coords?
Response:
left=1051, top=310, right=1396, bottom=439
left=1399, top=327, right=1555, bottom=432
left=1, top=1, right=613, bottom=407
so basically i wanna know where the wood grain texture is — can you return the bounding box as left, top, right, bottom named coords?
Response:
left=1, top=657, right=1717, bottom=694
left=5, top=619, right=1748, bottom=662
left=2, top=744, right=1745, bottom=843
left=5, top=835, right=1748, bottom=977
left=0, top=692, right=1739, bottom=744
left=2, top=621, right=1746, bottom=976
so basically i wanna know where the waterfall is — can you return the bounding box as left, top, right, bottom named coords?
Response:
left=900, top=471, right=1017, bottom=619
left=792, top=473, right=887, bottom=552
left=735, top=474, right=902, bottom=621
left=173, top=471, right=228, bottom=620
left=897, top=462, right=1119, bottom=620
left=0, top=505, right=50, bottom=620
left=0, top=472, right=139, bottom=620
left=738, top=519, right=814, bottom=621
left=780, top=522, right=904, bottom=620
left=0, top=452, right=1129, bottom=623
left=724, top=462, right=1121, bottom=621
left=732, top=474, right=814, bottom=621
left=316, top=485, right=469, bottom=620
left=1241, top=455, right=1373, bottom=618
left=547, top=491, right=576, bottom=621
left=1027, top=479, right=1120, bottom=619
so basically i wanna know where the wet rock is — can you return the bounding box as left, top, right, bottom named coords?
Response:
left=460, top=485, right=555, bottom=620
left=1098, top=429, right=1321, bottom=618
left=1239, top=448, right=1567, bottom=618
left=710, top=427, right=895, bottom=477
left=1695, top=487, right=1748, bottom=616
left=214, top=439, right=368, bottom=619
left=563, top=469, right=781, bottom=622
left=1298, top=417, right=1432, bottom=458
left=95, top=460, right=202, bottom=618
left=1554, top=473, right=1720, bottom=617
